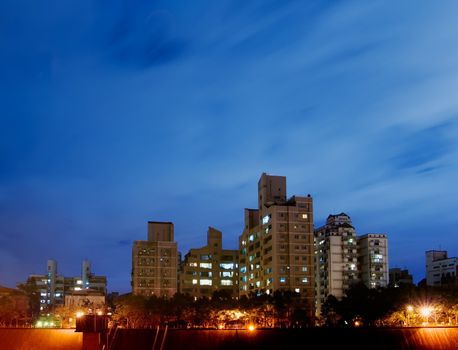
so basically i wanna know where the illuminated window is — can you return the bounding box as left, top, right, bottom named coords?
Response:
left=249, top=234, right=254, bottom=242
left=280, top=277, right=286, bottom=283
left=295, top=288, right=300, bottom=293
left=255, top=281, right=261, bottom=288
left=302, top=266, right=308, bottom=272
left=200, top=279, right=212, bottom=286
left=240, top=266, right=247, bottom=273
left=76, top=280, right=82, bottom=285
left=200, top=262, right=212, bottom=269
left=221, top=271, right=233, bottom=277
left=221, top=280, right=233, bottom=286
left=220, top=263, right=234, bottom=269
left=302, top=278, right=308, bottom=283
left=262, top=215, right=271, bottom=225
left=302, top=214, right=308, bottom=219
left=189, top=262, right=198, bottom=267
left=192, top=279, right=198, bottom=285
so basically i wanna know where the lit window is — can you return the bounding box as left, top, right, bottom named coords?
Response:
left=189, top=262, right=198, bottom=267
left=280, top=277, right=286, bottom=283
left=74, top=287, right=82, bottom=291
left=76, top=280, right=83, bottom=285
left=255, top=281, right=261, bottom=288
left=200, top=279, right=212, bottom=286
left=221, top=271, right=233, bottom=277
left=200, top=262, right=212, bottom=269
left=220, top=263, right=234, bottom=269
left=262, top=215, right=271, bottom=225
left=221, top=280, right=233, bottom=286
left=295, top=288, right=300, bottom=293
left=192, top=279, right=198, bottom=285
left=302, top=278, right=308, bottom=283
left=240, top=266, right=247, bottom=273
left=249, top=234, right=254, bottom=242
left=302, top=266, right=308, bottom=272
left=302, top=214, right=308, bottom=219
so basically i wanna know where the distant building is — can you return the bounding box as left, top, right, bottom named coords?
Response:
left=132, top=221, right=178, bottom=297
left=358, top=234, right=389, bottom=288
left=314, top=213, right=359, bottom=314
left=389, top=268, right=413, bottom=287
left=179, top=227, right=238, bottom=298
left=24, top=260, right=106, bottom=312
left=238, top=173, right=315, bottom=317
left=426, top=250, right=458, bottom=286
left=64, top=292, right=105, bottom=310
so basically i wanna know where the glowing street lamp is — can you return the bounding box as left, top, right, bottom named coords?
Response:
left=406, top=305, right=414, bottom=326
left=420, top=306, right=432, bottom=325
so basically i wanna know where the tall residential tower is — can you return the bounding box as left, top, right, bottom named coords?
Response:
left=239, top=173, right=315, bottom=317
left=314, top=213, right=359, bottom=314
left=132, top=221, right=178, bottom=297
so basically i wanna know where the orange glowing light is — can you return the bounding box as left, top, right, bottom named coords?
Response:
left=248, top=324, right=255, bottom=332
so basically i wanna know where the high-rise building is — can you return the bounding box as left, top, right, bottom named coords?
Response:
left=358, top=234, right=389, bottom=288
left=314, top=213, right=359, bottom=314
left=238, top=173, right=315, bottom=316
left=132, top=221, right=178, bottom=297
left=426, top=250, right=458, bottom=286
left=179, top=227, right=238, bottom=298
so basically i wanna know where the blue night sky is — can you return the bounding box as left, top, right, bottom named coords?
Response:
left=1, top=1, right=458, bottom=293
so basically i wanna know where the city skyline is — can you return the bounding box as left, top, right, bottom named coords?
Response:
left=1, top=1, right=458, bottom=293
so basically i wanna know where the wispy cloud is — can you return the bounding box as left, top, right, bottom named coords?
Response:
left=1, top=0, right=458, bottom=290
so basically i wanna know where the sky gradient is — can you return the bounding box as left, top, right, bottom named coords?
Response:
left=1, top=0, right=458, bottom=293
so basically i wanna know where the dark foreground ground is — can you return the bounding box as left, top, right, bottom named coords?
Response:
left=1, top=327, right=458, bottom=350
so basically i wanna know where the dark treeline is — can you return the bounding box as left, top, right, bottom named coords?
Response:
left=2, top=282, right=457, bottom=328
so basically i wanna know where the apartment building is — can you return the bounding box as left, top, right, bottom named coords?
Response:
left=179, top=227, right=238, bottom=298
left=238, top=173, right=315, bottom=316
left=132, top=221, right=178, bottom=297
left=358, top=234, right=389, bottom=288
left=426, top=250, right=458, bottom=286
left=314, top=213, right=359, bottom=314
left=25, top=259, right=106, bottom=312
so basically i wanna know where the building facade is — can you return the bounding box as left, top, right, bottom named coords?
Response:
left=25, top=260, right=106, bottom=312
left=132, top=221, right=178, bottom=297
left=426, top=250, right=458, bottom=286
left=358, top=234, right=389, bottom=289
left=179, top=227, right=238, bottom=298
left=238, top=173, right=315, bottom=316
left=389, top=268, right=413, bottom=287
left=314, top=213, right=359, bottom=314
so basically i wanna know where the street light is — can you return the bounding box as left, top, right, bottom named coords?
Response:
left=406, top=305, right=414, bottom=327
left=420, top=306, right=432, bottom=325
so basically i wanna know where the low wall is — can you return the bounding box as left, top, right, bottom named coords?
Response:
left=0, top=329, right=82, bottom=350
left=1, top=327, right=457, bottom=350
